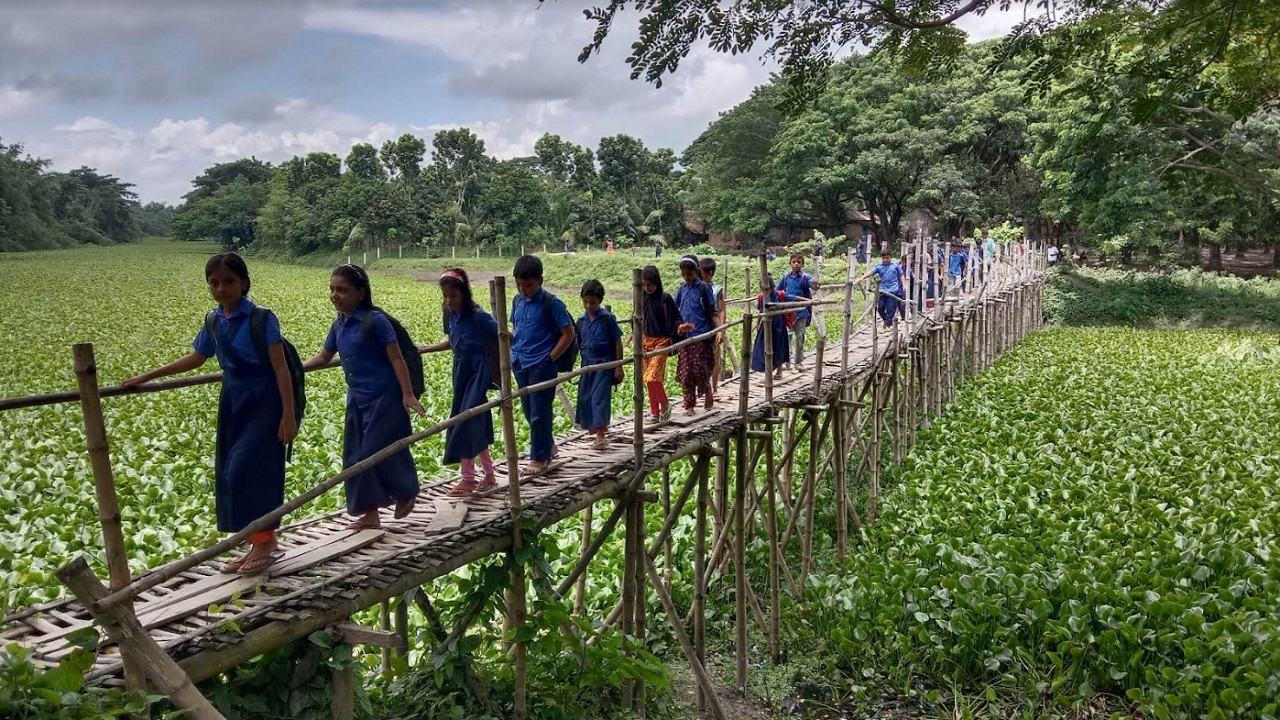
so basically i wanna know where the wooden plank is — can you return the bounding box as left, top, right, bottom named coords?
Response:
left=425, top=500, right=469, bottom=534
left=270, top=529, right=386, bottom=576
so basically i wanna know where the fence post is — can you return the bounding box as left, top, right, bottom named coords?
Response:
left=490, top=278, right=528, bottom=720
left=72, top=343, right=147, bottom=699
left=632, top=268, right=645, bottom=471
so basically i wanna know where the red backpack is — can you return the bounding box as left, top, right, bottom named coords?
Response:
left=758, top=290, right=796, bottom=328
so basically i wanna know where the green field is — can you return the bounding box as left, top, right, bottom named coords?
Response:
left=4, top=243, right=1279, bottom=720
left=795, top=328, right=1280, bottom=719
left=0, top=241, right=708, bottom=609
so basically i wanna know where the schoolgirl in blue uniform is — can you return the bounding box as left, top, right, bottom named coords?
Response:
left=751, top=273, right=792, bottom=379
left=421, top=268, right=499, bottom=497
left=303, top=265, right=424, bottom=529
left=124, top=253, right=296, bottom=576
left=674, top=255, right=718, bottom=414
left=576, top=279, right=624, bottom=450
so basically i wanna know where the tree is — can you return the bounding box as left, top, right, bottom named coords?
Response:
left=431, top=129, right=492, bottom=209
left=175, top=158, right=274, bottom=247
left=563, top=0, right=1280, bottom=123
left=534, top=133, right=597, bottom=189
left=380, top=134, right=426, bottom=181
left=475, top=161, right=549, bottom=247
left=346, top=143, right=386, bottom=182
left=134, top=202, right=176, bottom=236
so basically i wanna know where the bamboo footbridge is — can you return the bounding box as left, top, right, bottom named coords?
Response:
left=2, top=248, right=1046, bottom=719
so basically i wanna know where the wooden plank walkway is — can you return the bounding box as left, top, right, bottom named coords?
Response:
left=0, top=273, right=1037, bottom=686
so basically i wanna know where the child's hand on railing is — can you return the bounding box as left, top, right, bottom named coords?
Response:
left=677, top=322, right=694, bottom=335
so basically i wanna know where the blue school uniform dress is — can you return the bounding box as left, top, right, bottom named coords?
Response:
left=576, top=309, right=622, bottom=432
left=443, top=308, right=497, bottom=464
left=751, top=289, right=791, bottom=372
left=325, top=308, right=420, bottom=515
left=871, top=262, right=906, bottom=327
left=193, top=297, right=285, bottom=533
left=511, top=288, right=574, bottom=462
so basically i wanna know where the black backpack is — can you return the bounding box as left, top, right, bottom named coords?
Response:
left=358, top=308, right=425, bottom=398
left=447, top=308, right=503, bottom=392
left=205, top=307, right=307, bottom=450
left=515, top=292, right=578, bottom=373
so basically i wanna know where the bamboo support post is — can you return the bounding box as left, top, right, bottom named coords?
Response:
left=765, top=421, right=782, bottom=665
left=491, top=277, right=527, bottom=720
left=573, top=504, right=593, bottom=617
left=57, top=557, right=226, bottom=720
left=694, top=444, right=709, bottom=711
left=758, top=253, right=774, bottom=404
left=633, top=268, right=645, bottom=473
left=643, top=553, right=727, bottom=720
left=634, top=495, right=648, bottom=717
left=72, top=343, right=146, bottom=698
left=734, top=308, right=752, bottom=694
left=379, top=600, right=391, bottom=676
left=332, top=662, right=355, bottom=720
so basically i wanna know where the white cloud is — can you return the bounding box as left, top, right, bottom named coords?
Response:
left=0, top=84, right=40, bottom=116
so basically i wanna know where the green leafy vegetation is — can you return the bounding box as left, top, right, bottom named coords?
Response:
left=1045, top=267, right=1280, bottom=328
left=795, top=328, right=1280, bottom=719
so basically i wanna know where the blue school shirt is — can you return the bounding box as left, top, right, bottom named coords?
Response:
left=447, top=307, right=498, bottom=359
left=510, top=288, right=573, bottom=369
left=578, top=310, right=622, bottom=363
left=675, top=279, right=716, bottom=335
left=871, top=262, right=905, bottom=296
left=193, top=297, right=281, bottom=372
left=948, top=250, right=968, bottom=276
left=780, top=270, right=814, bottom=321
left=325, top=309, right=399, bottom=404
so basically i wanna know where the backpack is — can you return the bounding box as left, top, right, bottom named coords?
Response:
left=360, top=308, right=425, bottom=398
left=575, top=311, right=625, bottom=386
left=444, top=308, right=503, bottom=392
left=515, top=292, right=578, bottom=373
left=759, top=290, right=796, bottom=329
left=205, top=307, right=307, bottom=457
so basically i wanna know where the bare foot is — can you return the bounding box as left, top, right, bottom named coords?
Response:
left=347, top=511, right=381, bottom=531
left=520, top=461, right=549, bottom=477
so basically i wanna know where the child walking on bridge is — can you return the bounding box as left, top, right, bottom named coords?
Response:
left=858, top=249, right=907, bottom=329
left=421, top=268, right=499, bottom=497
left=124, top=253, right=298, bottom=576
left=303, top=265, right=424, bottom=530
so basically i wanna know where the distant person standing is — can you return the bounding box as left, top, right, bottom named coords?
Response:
left=814, top=235, right=824, bottom=259
left=654, top=238, right=663, bottom=258
left=1047, top=244, right=1060, bottom=266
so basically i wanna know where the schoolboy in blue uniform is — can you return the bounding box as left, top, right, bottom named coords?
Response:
left=576, top=279, right=624, bottom=450
left=124, top=253, right=297, bottom=576
left=511, top=255, right=575, bottom=476
left=947, top=243, right=968, bottom=295
left=858, top=249, right=907, bottom=329
left=781, top=252, right=818, bottom=371
left=303, top=265, right=424, bottom=530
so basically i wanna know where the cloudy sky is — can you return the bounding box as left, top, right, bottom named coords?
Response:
left=0, top=0, right=1023, bottom=204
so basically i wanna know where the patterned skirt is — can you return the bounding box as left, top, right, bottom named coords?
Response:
left=642, top=335, right=671, bottom=383
left=676, top=337, right=714, bottom=386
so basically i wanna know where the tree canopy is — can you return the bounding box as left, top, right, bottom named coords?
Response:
left=0, top=139, right=142, bottom=252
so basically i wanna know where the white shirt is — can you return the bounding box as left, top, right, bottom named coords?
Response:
left=1047, top=246, right=1060, bottom=261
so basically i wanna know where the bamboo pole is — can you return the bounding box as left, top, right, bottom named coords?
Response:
left=633, top=268, right=645, bottom=473
left=72, top=343, right=146, bottom=698
left=759, top=253, right=774, bottom=404
left=492, top=277, right=527, bottom=720
left=800, top=409, right=819, bottom=587
left=734, top=308, right=752, bottom=693
left=662, top=466, right=672, bottom=595
left=765, top=422, right=781, bottom=665
left=642, top=553, right=727, bottom=720
left=621, top=494, right=636, bottom=708
left=832, top=400, right=847, bottom=564
left=694, top=445, right=709, bottom=711
left=379, top=600, right=392, bottom=676
left=634, top=496, right=648, bottom=718
left=57, top=557, right=226, bottom=720
left=573, top=504, right=593, bottom=617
